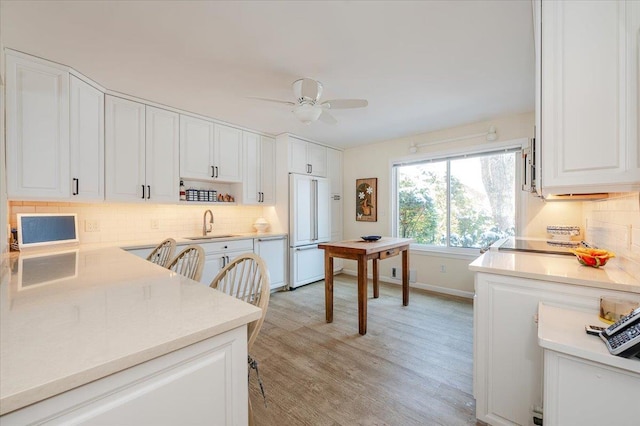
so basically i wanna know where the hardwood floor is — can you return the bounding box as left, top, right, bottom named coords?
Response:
left=249, top=275, right=481, bottom=426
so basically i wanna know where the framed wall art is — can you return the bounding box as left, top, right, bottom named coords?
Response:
left=356, top=178, right=377, bottom=222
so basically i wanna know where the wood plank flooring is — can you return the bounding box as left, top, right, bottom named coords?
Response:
left=249, top=275, right=481, bottom=426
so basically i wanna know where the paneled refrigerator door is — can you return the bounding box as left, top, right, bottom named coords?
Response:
left=289, top=174, right=331, bottom=246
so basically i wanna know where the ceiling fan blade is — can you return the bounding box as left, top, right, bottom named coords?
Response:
left=319, top=110, right=337, bottom=125
left=321, top=99, right=368, bottom=109
left=301, top=78, right=320, bottom=101
left=247, top=96, right=296, bottom=106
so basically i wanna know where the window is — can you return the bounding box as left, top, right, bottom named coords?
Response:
left=394, top=148, right=519, bottom=250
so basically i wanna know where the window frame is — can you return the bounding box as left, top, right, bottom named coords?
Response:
left=390, top=137, right=529, bottom=257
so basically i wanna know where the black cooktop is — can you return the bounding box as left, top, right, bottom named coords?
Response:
left=496, top=238, right=581, bottom=256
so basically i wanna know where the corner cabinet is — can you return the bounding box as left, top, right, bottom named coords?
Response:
left=105, top=96, right=179, bottom=202
left=288, top=136, right=327, bottom=177
left=5, top=52, right=70, bottom=199
left=242, top=132, right=276, bottom=205
left=538, top=0, right=640, bottom=194
left=70, top=75, right=104, bottom=201
left=474, top=272, right=636, bottom=426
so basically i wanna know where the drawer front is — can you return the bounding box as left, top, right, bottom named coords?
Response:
left=380, top=248, right=400, bottom=259
left=198, top=239, right=254, bottom=254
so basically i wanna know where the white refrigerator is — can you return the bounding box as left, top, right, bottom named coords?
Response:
left=289, top=173, right=330, bottom=288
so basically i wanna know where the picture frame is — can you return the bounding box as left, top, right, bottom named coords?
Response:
left=356, top=178, right=377, bottom=222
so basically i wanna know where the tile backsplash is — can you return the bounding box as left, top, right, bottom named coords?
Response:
left=583, top=192, right=640, bottom=279
left=9, top=202, right=266, bottom=245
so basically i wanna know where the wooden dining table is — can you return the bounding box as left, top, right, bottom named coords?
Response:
left=318, top=237, right=413, bottom=335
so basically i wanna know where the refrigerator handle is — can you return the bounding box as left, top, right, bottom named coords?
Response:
left=312, top=179, right=318, bottom=240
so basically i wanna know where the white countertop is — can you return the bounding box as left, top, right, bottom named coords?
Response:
left=0, top=246, right=262, bottom=415
left=537, top=303, right=640, bottom=373
left=469, top=251, right=640, bottom=294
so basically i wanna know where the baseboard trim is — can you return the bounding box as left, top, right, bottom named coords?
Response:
left=340, top=269, right=474, bottom=299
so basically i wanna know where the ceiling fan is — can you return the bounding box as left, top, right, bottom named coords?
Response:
left=251, top=78, right=368, bottom=124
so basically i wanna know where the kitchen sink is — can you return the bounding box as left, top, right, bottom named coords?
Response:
left=183, top=234, right=237, bottom=240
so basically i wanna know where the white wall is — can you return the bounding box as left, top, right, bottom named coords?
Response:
left=341, top=111, right=584, bottom=296
left=1, top=30, right=7, bottom=257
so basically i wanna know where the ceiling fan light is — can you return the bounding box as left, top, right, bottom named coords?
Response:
left=293, top=104, right=322, bottom=124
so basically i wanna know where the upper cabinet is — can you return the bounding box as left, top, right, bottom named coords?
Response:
left=538, top=0, right=640, bottom=195
left=288, top=137, right=327, bottom=177
left=179, top=117, right=243, bottom=183
left=70, top=75, right=104, bottom=201
left=242, top=132, right=275, bottom=205
left=105, top=96, right=179, bottom=202
left=5, top=52, right=70, bottom=199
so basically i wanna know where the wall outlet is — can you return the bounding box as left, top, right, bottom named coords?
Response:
left=85, top=219, right=100, bottom=232
left=150, top=219, right=160, bottom=230
left=409, top=269, right=417, bottom=283
left=391, top=267, right=397, bottom=278
left=440, top=264, right=446, bottom=273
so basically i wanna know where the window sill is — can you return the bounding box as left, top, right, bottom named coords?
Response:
left=410, top=244, right=481, bottom=261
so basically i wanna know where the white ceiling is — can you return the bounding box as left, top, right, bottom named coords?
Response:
left=0, top=0, right=534, bottom=149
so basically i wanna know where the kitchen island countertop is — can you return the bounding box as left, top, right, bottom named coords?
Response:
left=0, top=246, right=261, bottom=415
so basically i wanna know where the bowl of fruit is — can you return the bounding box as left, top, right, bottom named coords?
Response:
left=570, top=247, right=616, bottom=268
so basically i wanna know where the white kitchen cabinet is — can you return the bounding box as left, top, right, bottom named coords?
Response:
left=105, top=97, right=178, bottom=202
left=179, top=117, right=243, bottom=183
left=5, top=52, right=70, bottom=199
left=242, top=132, right=276, bottom=205
left=474, top=272, right=636, bottom=426
left=179, top=115, right=215, bottom=180
left=214, top=124, right=243, bottom=182
left=199, top=239, right=254, bottom=285
left=288, top=136, right=327, bottom=177
left=0, top=327, right=249, bottom=426
left=145, top=106, right=180, bottom=202
left=254, top=236, right=287, bottom=290
left=327, top=148, right=343, bottom=271
left=70, top=75, right=104, bottom=201
left=538, top=0, right=640, bottom=195
left=326, top=147, right=343, bottom=195
left=291, top=245, right=325, bottom=287
left=538, top=305, right=640, bottom=426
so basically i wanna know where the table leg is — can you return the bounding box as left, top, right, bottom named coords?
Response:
left=372, top=258, right=379, bottom=298
left=358, top=255, right=368, bottom=335
left=325, top=252, right=334, bottom=323
left=402, top=249, right=409, bottom=306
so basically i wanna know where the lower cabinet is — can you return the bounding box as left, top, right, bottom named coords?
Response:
left=290, top=245, right=325, bottom=288
left=0, top=326, right=249, bottom=426
left=254, top=236, right=287, bottom=290
left=200, top=239, right=254, bottom=285
left=474, top=272, right=636, bottom=426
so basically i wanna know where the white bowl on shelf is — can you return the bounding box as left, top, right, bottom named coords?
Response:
left=253, top=218, right=269, bottom=234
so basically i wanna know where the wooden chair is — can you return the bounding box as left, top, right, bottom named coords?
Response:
left=146, top=238, right=177, bottom=268
left=166, top=245, right=205, bottom=282
left=209, top=253, right=270, bottom=426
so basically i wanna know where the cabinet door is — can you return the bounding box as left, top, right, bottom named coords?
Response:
left=179, top=115, right=215, bottom=180
left=242, top=132, right=261, bottom=205
left=541, top=0, right=639, bottom=193
left=6, top=53, right=70, bottom=199
left=316, top=178, right=331, bottom=242
left=326, top=148, right=343, bottom=195
left=105, top=96, right=146, bottom=201
left=307, top=143, right=327, bottom=177
left=255, top=237, right=286, bottom=290
left=289, top=175, right=313, bottom=245
left=330, top=194, right=343, bottom=239
left=290, top=246, right=324, bottom=288
left=260, top=136, right=276, bottom=204
left=202, top=252, right=225, bottom=285
left=214, top=124, right=242, bottom=182
left=288, top=137, right=309, bottom=174
left=146, top=106, right=179, bottom=203
left=70, top=76, right=104, bottom=201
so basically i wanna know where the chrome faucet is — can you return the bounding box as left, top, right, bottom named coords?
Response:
left=203, top=210, right=214, bottom=236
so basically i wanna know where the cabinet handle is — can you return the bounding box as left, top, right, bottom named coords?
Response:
left=310, top=164, right=313, bottom=174
left=147, top=185, right=151, bottom=199
left=221, top=256, right=226, bottom=267
left=226, top=255, right=230, bottom=264
left=141, top=185, right=145, bottom=199
left=215, top=166, right=219, bottom=178
left=211, top=166, right=215, bottom=178
left=72, top=178, right=79, bottom=196
left=258, top=236, right=285, bottom=242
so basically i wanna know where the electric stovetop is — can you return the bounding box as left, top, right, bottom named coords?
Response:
left=493, top=237, right=586, bottom=256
